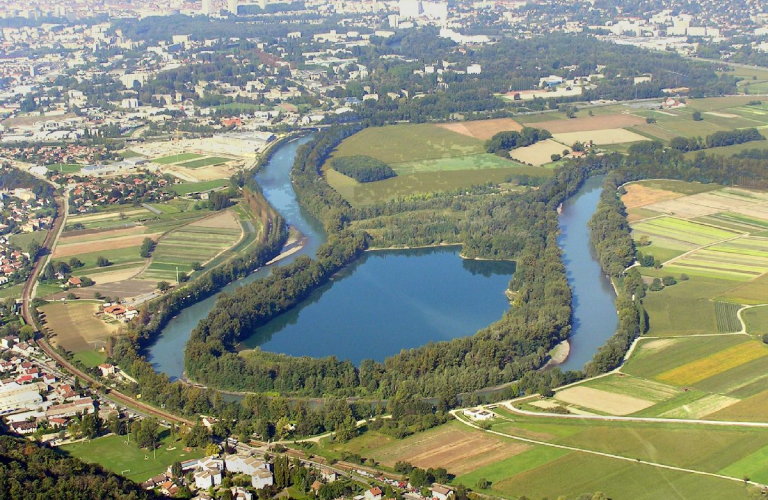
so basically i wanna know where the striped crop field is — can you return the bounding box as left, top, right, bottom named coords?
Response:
left=631, top=217, right=739, bottom=247
left=665, top=238, right=768, bottom=281
left=140, top=212, right=242, bottom=281
left=715, top=302, right=742, bottom=332
left=695, top=212, right=768, bottom=234
left=656, top=341, right=768, bottom=386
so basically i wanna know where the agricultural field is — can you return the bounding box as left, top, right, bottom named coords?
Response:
left=61, top=432, right=204, bottom=483
left=325, top=123, right=560, bottom=205
left=39, top=301, right=118, bottom=353
left=139, top=210, right=242, bottom=282
left=743, top=306, right=768, bottom=334
left=435, top=118, right=522, bottom=141
left=8, top=230, right=48, bottom=250
left=170, top=179, right=230, bottom=196
left=508, top=139, right=567, bottom=166
left=552, top=128, right=648, bottom=146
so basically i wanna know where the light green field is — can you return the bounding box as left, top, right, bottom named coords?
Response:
left=326, top=167, right=549, bottom=206
left=455, top=446, right=570, bottom=491
left=178, top=156, right=231, bottom=169
left=391, top=154, right=534, bottom=174
left=9, top=230, right=48, bottom=250
left=66, top=207, right=154, bottom=231
left=61, top=432, right=203, bottom=483
left=684, top=137, right=768, bottom=159
left=0, top=283, right=23, bottom=299
left=666, top=238, right=768, bottom=282
left=170, top=179, right=229, bottom=195
left=623, top=335, right=749, bottom=379
left=72, top=349, right=107, bottom=368
left=493, top=452, right=756, bottom=500
left=330, top=124, right=486, bottom=165
left=632, top=217, right=739, bottom=247
left=152, top=153, right=203, bottom=164
left=721, top=444, right=768, bottom=484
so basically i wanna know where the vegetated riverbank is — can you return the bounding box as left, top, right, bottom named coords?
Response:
left=179, top=124, right=611, bottom=398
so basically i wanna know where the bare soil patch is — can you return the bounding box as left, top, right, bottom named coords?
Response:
left=530, top=114, right=645, bottom=134
left=167, top=164, right=237, bottom=182
left=435, top=118, right=523, bottom=141
left=622, top=184, right=684, bottom=210
left=190, top=210, right=241, bottom=230
left=555, top=386, right=654, bottom=415
left=375, top=425, right=529, bottom=475
left=642, top=338, right=679, bottom=352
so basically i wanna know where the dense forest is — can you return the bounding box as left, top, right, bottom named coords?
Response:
left=0, top=434, right=165, bottom=499
left=485, top=128, right=552, bottom=155
left=331, top=156, right=397, bottom=183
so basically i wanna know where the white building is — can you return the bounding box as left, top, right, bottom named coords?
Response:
left=467, top=64, right=481, bottom=75
left=252, top=469, right=274, bottom=489
left=0, top=382, right=44, bottom=414
left=225, top=453, right=270, bottom=476
left=398, top=0, right=421, bottom=19
left=201, top=0, right=212, bottom=15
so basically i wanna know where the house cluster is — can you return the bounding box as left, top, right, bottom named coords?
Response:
left=99, top=303, right=139, bottom=323
left=62, top=173, right=174, bottom=214
left=0, top=143, right=118, bottom=168
left=0, top=244, right=28, bottom=286
left=0, top=336, right=108, bottom=440
left=141, top=451, right=275, bottom=499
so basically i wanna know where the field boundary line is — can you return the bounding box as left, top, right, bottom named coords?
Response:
left=450, top=410, right=767, bottom=488
left=662, top=233, right=747, bottom=267
left=500, top=401, right=768, bottom=428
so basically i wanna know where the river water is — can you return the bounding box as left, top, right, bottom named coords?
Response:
left=145, top=136, right=324, bottom=379
left=147, top=136, right=616, bottom=380
left=556, top=175, right=619, bottom=371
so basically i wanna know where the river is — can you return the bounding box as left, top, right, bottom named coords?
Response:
left=147, top=136, right=616, bottom=380
left=556, top=175, right=619, bottom=371
left=146, top=136, right=325, bottom=380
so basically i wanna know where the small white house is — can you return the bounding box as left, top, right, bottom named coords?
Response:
left=251, top=469, right=274, bottom=489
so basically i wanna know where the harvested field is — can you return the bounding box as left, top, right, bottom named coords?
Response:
left=656, top=341, right=768, bottom=386
left=643, top=189, right=768, bottom=219
left=373, top=422, right=530, bottom=475
left=621, top=183, right=684, bottom=210
left=84, top=266, right=146, bottom=284
left=582, top=374, right=681, bottom=403
left=53, top=233, right=159, bottom=258
left=642, top=338, right=679, bottom=352
left=659, top=394, right=740, bottom=419
left=552, top=128, right=648, bottom=145
left=508, top=139, right=566, bottom=166
left=190, top=210, right=242, bottom=230
left=554, top=386, right=654, bottom=415
left=705, top=112, right=739, bottom=118
left=435, top=118, right=522, bottom=141
left=527, top=114, right=645, bottom=134
left=40, top=301, right=118, bottom=352
left=529, top=400, right=563, bottom=410
left=707, top=389, right=768, bottom=422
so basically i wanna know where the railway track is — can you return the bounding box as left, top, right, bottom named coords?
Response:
left=19, top=192, right=193, bottom=427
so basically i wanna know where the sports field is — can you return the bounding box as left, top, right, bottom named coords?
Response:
left=178, top=156, right=231, bottom=169
left=61, top=432, right=204, bottom=483
left=171, top=179, right=230, bottom=195
left=152, top=152, right=203, bottom=164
